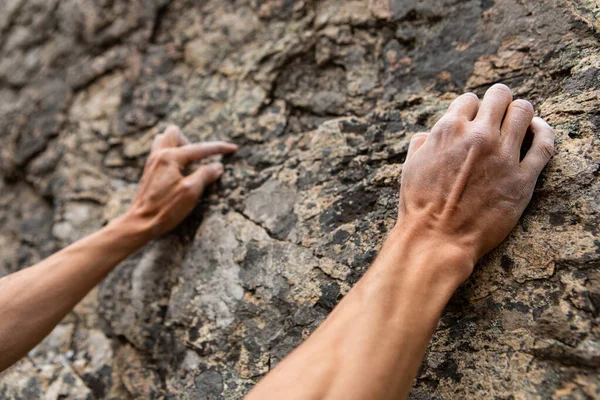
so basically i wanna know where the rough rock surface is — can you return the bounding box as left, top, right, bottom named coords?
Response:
left=0, top=0, right=599, bottom=398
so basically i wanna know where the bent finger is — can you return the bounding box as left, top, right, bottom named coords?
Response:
left=520, top=117, right=555, bottom=178
left=406, top=132, right=428, bottom=161
left=476, top=83, right=513, bottom=128
left=184, top=162, right=224, bottom=197
left=154, top=125, right=190, bottom=150
left=174, top=141, right=238, bottom=165
left=445, top=93, right=479, bottom=121
left=502, top=99, right=535, bottom=153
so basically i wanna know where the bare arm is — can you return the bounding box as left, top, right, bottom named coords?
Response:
left=246, top=84, right=555, bottom=400
left=0, top=126, right=237, bottom=373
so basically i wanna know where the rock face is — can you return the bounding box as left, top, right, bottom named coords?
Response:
left=0, top=0, right=599, bottom=398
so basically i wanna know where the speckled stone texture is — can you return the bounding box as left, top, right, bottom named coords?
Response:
left=0, top=0, right=599, bottom=398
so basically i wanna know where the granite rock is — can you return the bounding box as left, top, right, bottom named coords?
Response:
left=1, top=0, right=599, bottom=398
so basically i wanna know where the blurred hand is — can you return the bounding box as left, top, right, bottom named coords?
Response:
left=125, top=125, right=238, bottom=238
left=396, top=84, right=554, bottom=282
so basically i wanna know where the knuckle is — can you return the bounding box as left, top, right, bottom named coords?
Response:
left=410, top=132, right=428, bottom=142
left=181, top=181, right=198, bottom=198
left=498, top=147, right=515, bottom=164
left=511, top=99, right=534, bottom=114
left=435, top=117, right=463, bottom=134
left=165, top=124, right=181, bottom=134
left=462, top=92, right=479, bottom=101
left=468, top=131, right=491, bottom=148
left=537, top=140, right=555, bottom=159
left=515, top=175, right=532, bottom=196
left=533, top=117, right=555, bottom=138
left=468, top=122, right=499, bottom=147
left=148, top=149, right=172, bottom=165
left=515, top=175, right=535, bottom=200
left=155, top=149, right=170, bottom=159
left=488, top=83, right=512, bottom=96
left=504, top=173, right=531, bottom=202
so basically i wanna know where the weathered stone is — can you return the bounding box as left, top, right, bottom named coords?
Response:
left=244, top=178, right=297, bottom=239
left=1, top=0, right=600, bottom=399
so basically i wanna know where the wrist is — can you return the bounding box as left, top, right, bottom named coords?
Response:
left=375, top=223, right=476, bottom=294
left=108, top=208, right=156, bottom=248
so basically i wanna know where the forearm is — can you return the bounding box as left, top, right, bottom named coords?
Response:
left=0, top=212, right=150, bottom=372
left=248, top=84, right=553, bottom=399
left=0, top=126, right=237, bottom=373
left=247, top=227, right=472, bottom=400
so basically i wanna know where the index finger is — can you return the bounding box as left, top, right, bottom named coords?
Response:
left=173, top=141, right=239, bottom=164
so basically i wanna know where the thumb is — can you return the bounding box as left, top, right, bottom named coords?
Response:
left=184, top=162, right=224, bottom=196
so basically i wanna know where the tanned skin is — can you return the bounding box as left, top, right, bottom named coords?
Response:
left=0, top=85, right=555, bottom=400
left=0, top=126, right=238, bottom=372
left=246, top=84, right=555, bottom=400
